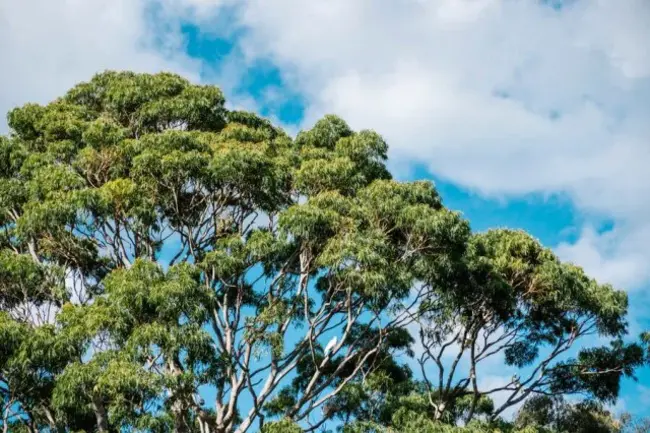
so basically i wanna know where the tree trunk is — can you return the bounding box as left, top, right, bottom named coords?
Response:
left=172, top=400, right=189, bottom=433
left=41, top=405, right=58, bottom=432
left=91, top=394, right=109, bottom=433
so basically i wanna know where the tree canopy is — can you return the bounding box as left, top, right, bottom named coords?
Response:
left=0, top=71, right=648, bottom=433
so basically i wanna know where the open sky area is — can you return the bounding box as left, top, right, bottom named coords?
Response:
left=1, top=0, right=649, bottom=419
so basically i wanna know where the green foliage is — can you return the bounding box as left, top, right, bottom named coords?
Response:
left=345, top=396, right=628, bottom=433
left=413, top=228, right=646, bottom=422
left=514, top=396, right=621, bottom=433
left=260, top=418, right=303, bottom=433
left=345, top=410, right=539, bottom=433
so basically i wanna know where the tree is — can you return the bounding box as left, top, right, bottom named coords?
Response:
left=0, top=70, right=646, bottom=433
left=514, top=395, right=621, bottom=433
left=324, top=374, right=494, bottom=428
left=344, top=395, right=624, bottom=433
left=411, top=229, right=647, bottom=423
left=0, top=71, right=468, bottom=433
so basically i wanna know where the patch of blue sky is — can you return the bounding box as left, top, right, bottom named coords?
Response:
left=403, top=164, right=579, bottom=248
left=180, top=22, right=305, bottom=126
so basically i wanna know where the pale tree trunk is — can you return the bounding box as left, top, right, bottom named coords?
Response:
left=41, top=405, right=58, bottom=432
left=91, top=394, right=109, bottom=433
left=167, top=358, right=190, bottom=433
left=172, top=406, right=189, bottom=433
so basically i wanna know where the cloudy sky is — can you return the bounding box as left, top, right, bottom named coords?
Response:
left=1, top=0, right=649, bottom=418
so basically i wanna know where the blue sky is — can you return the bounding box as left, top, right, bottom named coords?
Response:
left=1, top=0, right=649, bottom=421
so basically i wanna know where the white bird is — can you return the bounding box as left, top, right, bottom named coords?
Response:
left=512, top=374, right=520, bottom=386
left=324, top=336, right=338, bottom=356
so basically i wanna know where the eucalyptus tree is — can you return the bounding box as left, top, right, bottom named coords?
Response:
left=413, top=229, right=647, bottom=423
left=0, top=70, right=645, bottom=433
left=0, top=71, right=468, bottom=433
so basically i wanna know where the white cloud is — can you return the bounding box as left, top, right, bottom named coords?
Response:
left=0, top=0, right=201, bottom=132
left=556, top=225, right=650, bottom=291
left=185, top=0, right=650, bottom=291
